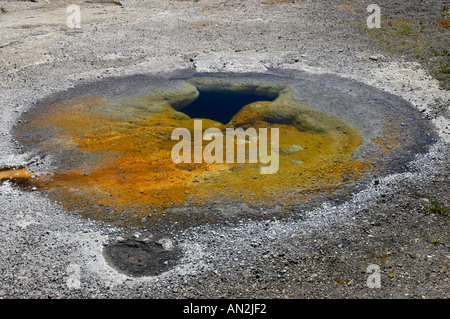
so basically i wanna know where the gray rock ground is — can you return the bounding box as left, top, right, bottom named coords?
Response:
left=0, top=0, right=448, bottom=299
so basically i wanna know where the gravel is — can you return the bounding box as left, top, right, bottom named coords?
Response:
left=0, top=0, right=448, bottom=299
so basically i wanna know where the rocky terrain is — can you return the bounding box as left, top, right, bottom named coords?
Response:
left=0, top=0, right=448, bottom=299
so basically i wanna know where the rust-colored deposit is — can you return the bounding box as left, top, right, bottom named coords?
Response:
left=11, top=87, right=373, bottom=224
left=0, top=168, right=34, bottom=187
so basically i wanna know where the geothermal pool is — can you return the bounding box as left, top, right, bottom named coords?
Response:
left=9, top=70, right=436, bottom=229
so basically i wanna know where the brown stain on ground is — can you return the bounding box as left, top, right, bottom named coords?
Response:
left=374, top=116, right=401, bottom=153
left=0, top=168, right=34, bottom=188
left=12, top=87, right=375, bottom=225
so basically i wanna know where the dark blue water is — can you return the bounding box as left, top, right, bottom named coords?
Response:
left=180, top=90, right=275, bottom=124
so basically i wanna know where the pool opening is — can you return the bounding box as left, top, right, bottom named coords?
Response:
left=103, top=238, right=182, bottom=277
left=180, top=90, right=276, bottom=124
